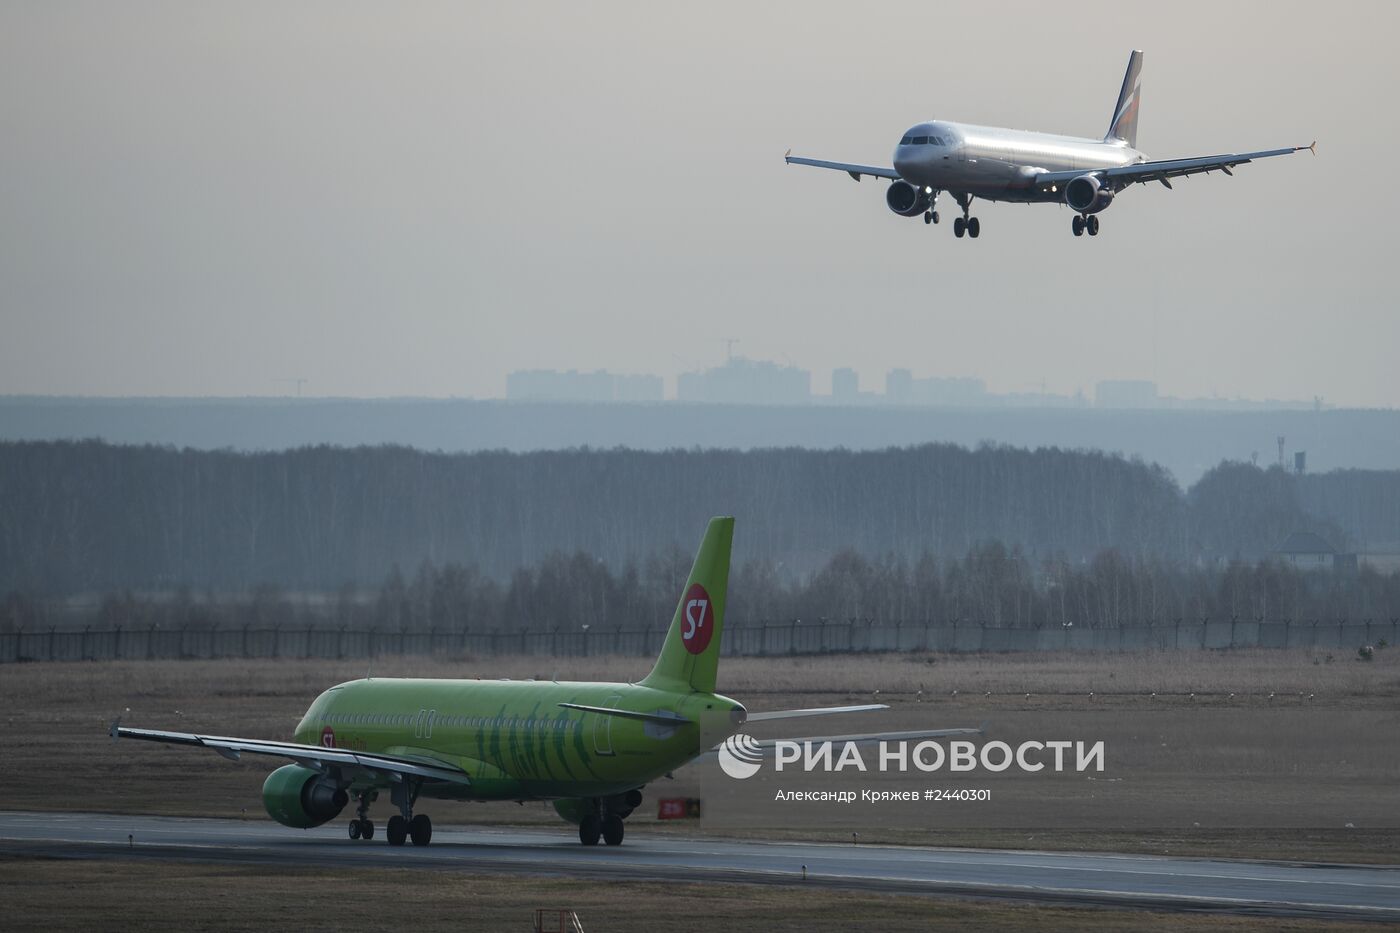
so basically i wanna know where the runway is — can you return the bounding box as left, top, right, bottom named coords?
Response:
left=2, top=811, right=1397, bottom=921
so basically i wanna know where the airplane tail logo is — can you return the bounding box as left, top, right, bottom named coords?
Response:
left=718, top=733, right=764, bottom=780
left=681, top=583, right=715, bottom=655
left=1106, top=50, right=1143, bottom=147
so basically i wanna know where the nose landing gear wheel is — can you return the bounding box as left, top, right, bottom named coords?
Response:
left=1072, top=215, right=1085, bottom=237
left=1087, top=215, right=1100, bottom=236
left=386, top=814, right=407, bottom=846
left=602, top=814, right=625, bottom=846
left=953, top=217, right=966, bottom=238
left=967, top=217, right=980, bottom=238
left=579, top=813, right=603, bottom=846
left=409, top=814, right=432, bottom=846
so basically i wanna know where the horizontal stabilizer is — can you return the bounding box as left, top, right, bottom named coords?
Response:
left=557, top=703, right=692, bottom=726
left=744, top=704, right=888, bottom=722
left=699, top=725, right=985, bottom=760
left=743, top=726, right=985, bottom=749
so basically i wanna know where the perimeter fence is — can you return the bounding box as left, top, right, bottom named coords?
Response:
left=2, top=616, right=1395, bottom=663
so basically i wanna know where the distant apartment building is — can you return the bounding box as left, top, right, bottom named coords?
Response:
left=832, top=367, right=860, bottom=402
left=884, top=369, right=988, bottom=406
left=1095, top=380, right=1159, bottom=409
left=506, top=369, right=663, bottom=403
left=677, top=357, right=810, bottom=405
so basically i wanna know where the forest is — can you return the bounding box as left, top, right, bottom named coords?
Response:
left=0, top=440, right=1396, bottom=599
left=4, top=541, right=1398, bottom=636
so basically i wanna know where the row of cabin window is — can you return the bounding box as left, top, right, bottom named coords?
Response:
left=900, top=135, right=948, bottom=146
left=321, top=711, right=579, bottom=732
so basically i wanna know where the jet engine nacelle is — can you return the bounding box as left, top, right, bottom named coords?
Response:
left=885, top=180, right=931, bottom=217
left=262, top=763, right=348, bottom=829
left=1064, top=174, right=1115, bottom=214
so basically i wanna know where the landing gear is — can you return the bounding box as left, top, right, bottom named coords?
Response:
left=348, top=789, right=376, bottom=841
left=577, top=790, right=639, bottom=846
left=923, top=189, right=941, bottom=225
left=1072, top=215, right=1100, bottom=237
left=386, top=779, right=429, bottom=846
left=1087, top=215, right=1099, bottom=236
left=579, top=813, right=602, bottom=846
left=1072, top=215, right=1084, bottom=236
left=951, top=193, right=979, bottom=239
left=409, top=814, right=432, bottom=846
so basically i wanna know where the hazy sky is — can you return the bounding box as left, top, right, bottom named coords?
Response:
left=2, top=1, right=1396, bottom=406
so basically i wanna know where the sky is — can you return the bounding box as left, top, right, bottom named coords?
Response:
left=1, top=1, right=1396, bottom=407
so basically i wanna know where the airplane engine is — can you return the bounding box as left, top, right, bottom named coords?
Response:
left=262, top=763, right=348, bottom=829
left=1064, top=174, right=1114, bottom=214
left=885, top=180, right=931, bottom=217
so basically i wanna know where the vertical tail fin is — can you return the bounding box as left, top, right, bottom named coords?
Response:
left=1105, top=50, right=1143, bottom=147
left=640, top=517, right=733, bottom=695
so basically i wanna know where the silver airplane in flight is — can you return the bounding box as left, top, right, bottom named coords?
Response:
left=785, top=51, right=1313, bottom=239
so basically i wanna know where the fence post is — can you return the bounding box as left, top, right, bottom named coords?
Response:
left=114, top=625, right=122, bottom=660
left=81, top=626, right=89, bottom=661
left=13, top=626, right=21, bottom=663
left=337, top=626, right=345, bottom=660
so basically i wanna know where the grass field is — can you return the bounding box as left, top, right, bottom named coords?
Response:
left=0, top=857, right=1383, bottom=933
left=2, top=649, right=1397, bottom=863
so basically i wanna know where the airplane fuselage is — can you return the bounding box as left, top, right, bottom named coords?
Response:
left=892, top=121, right=1145, bottom=202
left=292, top=677, right=743, bottom=802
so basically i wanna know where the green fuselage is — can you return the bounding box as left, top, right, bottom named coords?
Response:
left=293, top=677, right=744, bottom=802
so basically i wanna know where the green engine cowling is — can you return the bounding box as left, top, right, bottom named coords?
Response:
left=262, top=764, right=348, bottom=829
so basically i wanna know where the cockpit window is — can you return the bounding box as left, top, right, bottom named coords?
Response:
left=930, top=136, right=943, bottom=146
left=900, top=136, right=913, bottom=145
left=910, top=136, right=927, bottom=145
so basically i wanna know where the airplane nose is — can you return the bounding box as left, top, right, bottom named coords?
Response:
left=892, top=146, right=912, bottom=178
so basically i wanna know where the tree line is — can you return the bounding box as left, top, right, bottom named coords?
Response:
left=4, top=541, right=1397, bottom=636
left=0, top=440, right=1394, bottom=597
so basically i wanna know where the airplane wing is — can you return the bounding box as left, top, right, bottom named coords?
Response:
left=113, top=726, right=471, bottom=785
left=785, top=151, right=901, bottom=181
left=1035, top=142, right=1315, bottom=191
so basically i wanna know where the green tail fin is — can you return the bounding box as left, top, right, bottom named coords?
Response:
left=640, top=516, right=733, bottom=694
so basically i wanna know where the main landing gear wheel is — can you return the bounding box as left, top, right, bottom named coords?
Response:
left=1087, top=215, right=1100, bottom=236
left=348, top=820, right=360, bottom=840
left=387, top=814, right=408, bottom=846
left=967, top=217, right=980, bottom=238
left=579, top=813, right=602, bottom=846
left=409, top=813, right=432, bottom=846
left=602, top=814, right=625, bottom=846
left=1072, top=215, right=1085, bottom=237
left=953, top=217, right=966, bottom=238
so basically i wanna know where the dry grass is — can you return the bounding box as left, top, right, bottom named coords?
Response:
left=2, top=651, right=1397, bottom=862
left=0, top=858, right=1380, bottom=933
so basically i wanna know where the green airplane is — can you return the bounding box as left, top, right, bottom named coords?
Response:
left=115, top=517, right=974, bottom=847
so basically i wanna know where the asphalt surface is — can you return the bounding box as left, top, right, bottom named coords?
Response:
left=2, top=811, right=1397, bottom=921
